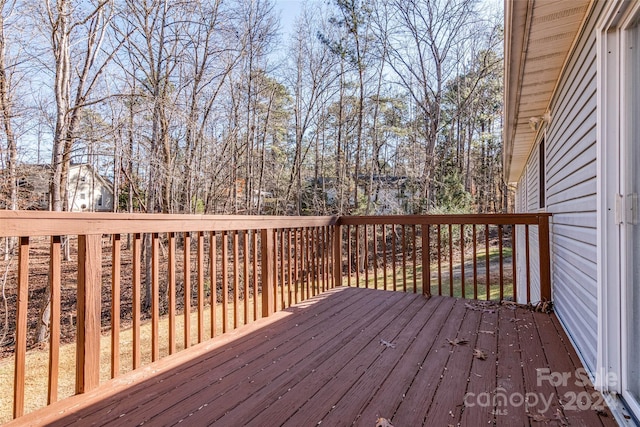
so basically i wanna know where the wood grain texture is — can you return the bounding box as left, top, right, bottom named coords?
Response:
left=48, top=236, right=62, bottom=403
left=13, top=236, right=29, bottom=418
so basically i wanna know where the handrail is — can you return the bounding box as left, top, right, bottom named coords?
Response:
left=0, top=211, right=551, bottom=422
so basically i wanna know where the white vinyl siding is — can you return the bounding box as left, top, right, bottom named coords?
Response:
left=514, top=3, right=605, bottom=373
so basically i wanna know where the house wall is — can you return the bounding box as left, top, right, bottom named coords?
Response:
left=67, top=165, right=114, bottom=212
left=514, top=2, right=605, bottom=374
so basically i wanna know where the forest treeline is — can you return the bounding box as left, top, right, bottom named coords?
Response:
left=0, top=0, right=507, bottom=217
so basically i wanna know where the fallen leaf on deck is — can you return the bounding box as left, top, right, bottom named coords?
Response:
left=375, top=417, right=394, bottom=427
left=447, top=338, right=468, bottom=346
left=473, top=348, right=487, bottom=360
left=478, top=330, right=495, bottom=334
left=380, top=339, right=396, bottom=349
left=527, top=413, right=550, bottom=422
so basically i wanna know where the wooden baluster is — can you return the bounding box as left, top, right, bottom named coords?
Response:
left=333, top=223, right=342, bottom=291
left=287, top=229, right=293, bottom=305
left=347, top=225, right=351, bottom=287
left=391, top=224, right=397, bottom=292
left=373, top=225, right=378, bottom=289
left=261, top=229, right=275, bottom=317
left=363, top=225, right=369, bottom=288
left=197, top=231, right=205, bottom=342
left=252, top=230, right=258, bottom=320
left=280, top=229, right=285, bottom=306
left=233, top=231, right=239, bottom=329
left=485, top=225, right=490, bottom=300
left=49, top=236, right=62, bottom=402
left=422, top=225, right=430, bottom=296
left=210, top=231, right=217, bottom=335
left=311, top=228, right=317, bottom=296
left=184, top=232, right=191, bottom=348
left=448, top=224, right=453, bottom=297
left=460, top=225, right=465, bottom=299
left=355, top=225, right=360, bottom=288
left=221, top=231, right=228, bottom=332
left=168, top=232, right=176, bottom=352
left=512, top=225, right=518, bottom=303
left=473, top=225, right=478, bottom=300
left=401, top=225, right=407, bottom=292
left=498, top=225, right=504, bottom=301
left=437, top=225, right=442, bottom=296
left=151, top=233, right=160, bottom=361
left=133, top=233, right=142, bottom=366
left=525, top=224, right=531, bottom=304
left=294, top=229, right=299, bottom=303
left=305, top=228, right=311, bottom=299
left=243, top=230, right=250, bottom=323
left=382, top=225, right=387, bottom=291
left=13, top=236, right=28, bottom=418
left=412, top=225, right=417, bottom=294
left=539, top=214, right=552, bottom=302
left=76, top=234, right=101, bottom=394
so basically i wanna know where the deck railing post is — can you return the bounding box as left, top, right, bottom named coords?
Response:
left=333, top=222, right=343, bottom=288
left=538, top=214, right=552, bottom=302
left=76, top=234, right=102, bottom=394
left=261, top=228, right=275, bottom=317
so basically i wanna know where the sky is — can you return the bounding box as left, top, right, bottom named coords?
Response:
left=274, top=0, right=305, bottom=38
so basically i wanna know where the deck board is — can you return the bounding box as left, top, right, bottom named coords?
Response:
left=9, top=287, right=615, bottom=427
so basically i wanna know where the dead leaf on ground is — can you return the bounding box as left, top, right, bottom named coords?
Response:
left=473, top=348, right=487, bottom=360
left=478, top=330, right=495, bottom=335
left=375, top=417, right=394, bottom=427
left=379, top=339, right=396, bottom=349
left=527, top=413, right=550, bottom=422
left=447, top=338, right=468, bottom=346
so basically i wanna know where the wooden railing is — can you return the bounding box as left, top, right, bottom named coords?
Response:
left=337, top=214, right=552, bottom=304
left=0, top=211, right=551, bottom=422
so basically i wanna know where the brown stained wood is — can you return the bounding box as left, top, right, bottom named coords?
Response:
left=388, top=299, right=469, bottom=427
left=233, top=231, right=240, bottom=329
left=261, top=229, right=275, bottom=318
left=391, top=224, right=397, bottom=291
left=535, top=313, right=611, bottom=426
left=512, top=225, right=517, bottom=303
left=525, top=224, right=531, bottom=304
left=412, top=225, right=417, bottom=293
left=184, top=232, right=191, bottom=348
left=132, top=233, right=142, bottom=368
left=342, top=296, right=455, bottom=425
left=333, top=225, right=342, bottom=294
left=76, top=235, right=101, bottom=395
left=382, top=225, right=387, bottom=291
left=287, top=229, right=293, bottom=306
left=197, top=232, right=205, bottom=342
left=347, top=225, right=352, bottom=287
left=48, top=236, right=62, bottom=403
left=355, top=225, right=360, bottom=287
left=12, top=289, right=613, bottom=427
left=515, top=309, right=562, bottom=420
left=373, top=224, right=378, bottom=289
left=252, top=230, right=258, bottom=321
left=538, top=215, right=552, bottom=302
left=448, top=223, right=453, bottom=297
left=363, top=224, right=369, bottom=288
left=305, top=228, right=311, bottom=299
left=279, top=229, right=285, bottom=308
left=460, top=225, right=465, bottom=299
left=437, top=225, right=442, bottom=296
left=401, top=225, right=407, bottom=292
left=168, top=232, right=176, bottom=353
left=338, top=214, right=549, bottom=227
left=210, top=231, right=217, bottom=336
left=243, top=230, right=250, bottom=323
left=295, top=228, right=301, bottom=303
left=108, top=288, right=379, bottom=427
left=485, top=225, right=490, bottom=301
left=221, top=231, right=229, bottom=332
left=110, top=235, right=120, bottom=380
left=13, top=236, right=29, bottom=418
left=495, top=307, right=527, bottom=426
left=498, top=225, right=504, bottom=301
left=473, top=224, right=478, bottom=300
left=458, top=309, right=498, bottom=426
left=152, top=233, right=160, bottom=361
left=422, top=224, right=430, bottom=296
left=0, top=211, right=338, bottom=237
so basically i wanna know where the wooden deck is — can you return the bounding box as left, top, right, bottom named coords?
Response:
left=11, top=287, right=616, bottom=426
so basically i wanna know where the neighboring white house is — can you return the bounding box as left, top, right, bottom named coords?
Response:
left=66, top=163, right=114, bottom=212
left=505, top=1, right=640, bottom=423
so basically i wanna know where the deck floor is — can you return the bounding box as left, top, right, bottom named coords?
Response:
left=13, top=287, right=616, bottom=426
